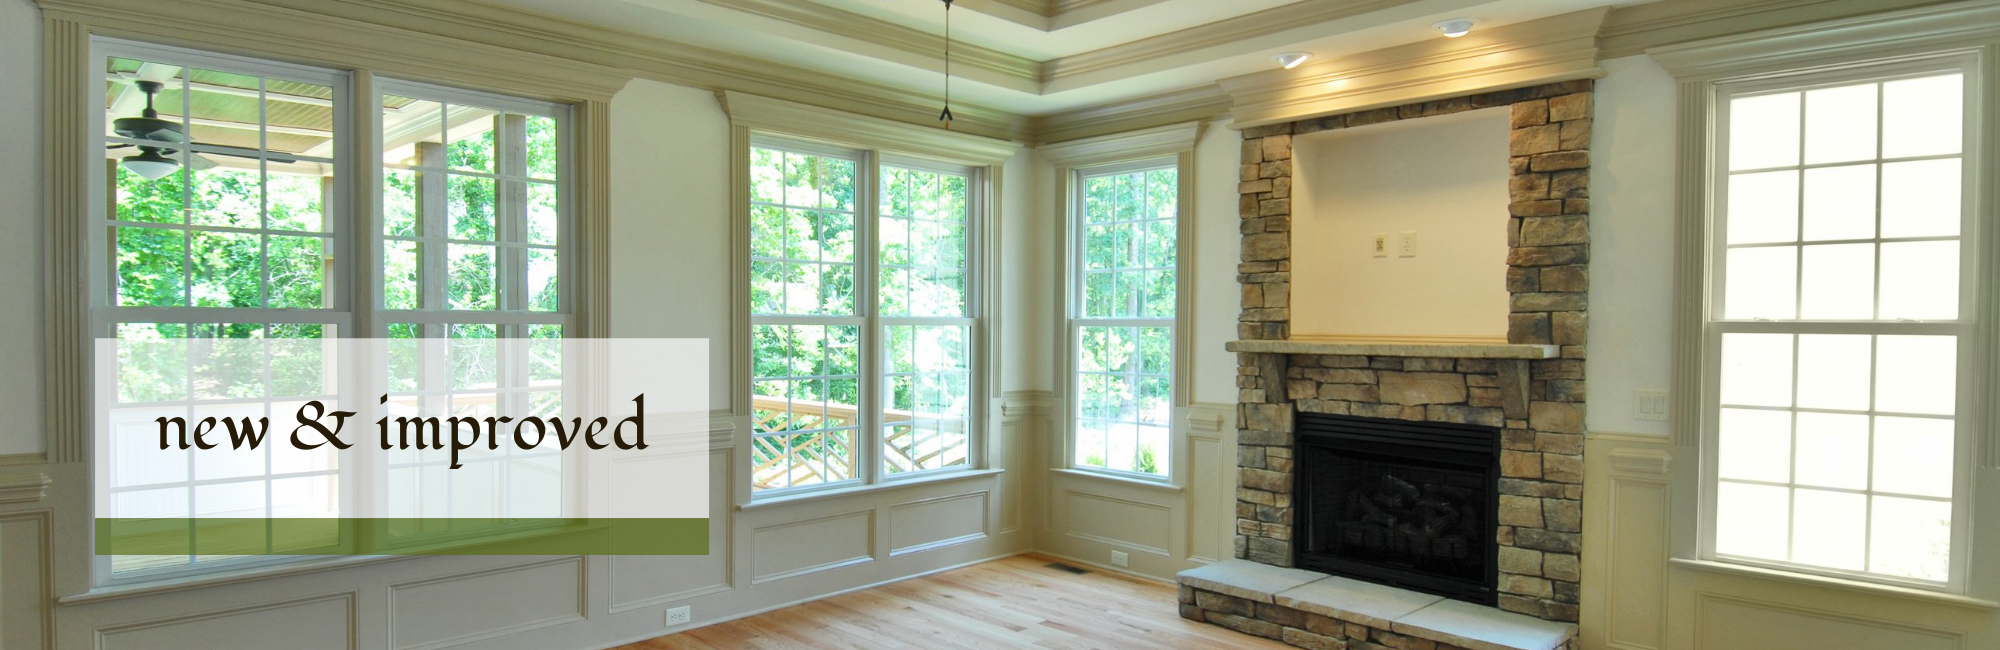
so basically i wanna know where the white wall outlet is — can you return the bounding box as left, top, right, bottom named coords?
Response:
left=1372, top=233, right=1389, bottom=257
left=1110, top=550, right=1129, bottom=567
left=1635, top=389, right=1669, bottom=422
left=665, top=606, right=692, bottom=627
left=1398, top=230, right=1418, bottom=257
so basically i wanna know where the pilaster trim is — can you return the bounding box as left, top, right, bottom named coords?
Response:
left=42, top=15, right=90, bottom=465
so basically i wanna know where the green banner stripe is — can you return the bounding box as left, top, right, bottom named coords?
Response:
left=95, top=518, right=709, bottom=556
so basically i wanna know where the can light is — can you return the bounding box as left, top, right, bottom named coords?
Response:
left=1274, top=52, right=1313, bottom=70
left=1435, top=18, right=1477, bottom=38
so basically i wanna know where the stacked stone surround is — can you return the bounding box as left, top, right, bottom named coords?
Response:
left=1227, top=81, right=1594, bottom=626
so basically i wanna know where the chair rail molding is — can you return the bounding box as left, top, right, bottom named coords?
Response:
left=1214, top=8, right=1609, bottom=129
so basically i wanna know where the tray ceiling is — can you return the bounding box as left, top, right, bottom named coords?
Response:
left=472, top=0, right=1658, bottom=116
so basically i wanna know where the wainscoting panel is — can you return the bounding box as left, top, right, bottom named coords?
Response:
left=97, top=593, right=353, bottom=650
left=388, top=557, right=585, bottom=650
left=1185, top=403, right=1233, bottom=565
left=1694, top=594, right=1962, bottom=650
left=888, top=492, right=989, bottom=556
left=749, top=509, right=874, bottom=584
left=1062, top=490, right=1171, bottom=556
left=1582, top=434, right=1675, bottom=650
left=0, top=510, right=51, bottom=650
left=608, top=448, right=734, bottom=612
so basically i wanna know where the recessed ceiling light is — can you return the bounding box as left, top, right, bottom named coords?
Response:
left=1434, top=18, right=1477, bottom=38
left=1274, top=52, right=1312, bottom=70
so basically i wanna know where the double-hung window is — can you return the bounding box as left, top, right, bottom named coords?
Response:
left=748, top=138, right=978, bottom=494
left=1703, top=56, right=1981, bottom=588
left=1068, top=160, right=1180, bottom=478
left=92, top=39, right=574, bottom=582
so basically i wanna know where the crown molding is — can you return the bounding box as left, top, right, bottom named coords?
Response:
left=1599, top=0, right=1965, bottom=59
left=688, top=0, right=1042, bottom=92
left=1216, top=8, right=1609, bottom=129
left=1648, top=0, right=2000, bottom=79
left=1028, top=85, right=1231, bottom=144
left=220, top=0, right=1034, bottom=140
left=1036, top=120, right=1203, bottom=167
left=1040, top=0, right=1410, bottom=91
left=718, top=90, right=1022, bottom=165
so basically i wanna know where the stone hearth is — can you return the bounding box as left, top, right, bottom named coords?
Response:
left=1223, top=80, right=1594, bottom=630
left=1178, top=560, right=1577, bottom=650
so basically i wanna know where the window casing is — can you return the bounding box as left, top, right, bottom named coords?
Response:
left=89, top=39, right=575, bottom=583
left=1701, top=54, right=1983, bottom=590
left=747, top=136, right=981, bottom=495
left=1067, top=158, right=1180, bottom=479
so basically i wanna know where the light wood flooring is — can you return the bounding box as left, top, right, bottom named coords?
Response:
left=616, top=554, right=1289, bottom=649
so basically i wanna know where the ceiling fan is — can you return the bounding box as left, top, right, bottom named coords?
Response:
left=107, top=79, right=292, bottom=180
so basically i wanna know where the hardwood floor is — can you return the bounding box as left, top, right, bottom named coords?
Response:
left=616, top=554, right=1291, bottom=649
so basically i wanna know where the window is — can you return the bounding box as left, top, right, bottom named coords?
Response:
left=1069, top=161, right=1179, bottom=478
left=93, top=40, right=573, bottom=581
left=374, top=82, right=572, bottom=536
left=97, top=43, right=348, bottom=579
left=748, top=139, right=978, bottom=494
left=1704, top=58, right=1978, bottom=588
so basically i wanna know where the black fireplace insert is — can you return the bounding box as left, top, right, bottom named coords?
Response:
left=1294, top=412, right=1500, bottom=605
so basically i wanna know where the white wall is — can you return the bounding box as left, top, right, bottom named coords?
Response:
left=1193, top=119, right=1243, bottom=407
left=0, top=0, right=43, bottom=457
left=1290, top=108, right=1512, bottom=341
left=1585, top=55, right=1678, bottom=437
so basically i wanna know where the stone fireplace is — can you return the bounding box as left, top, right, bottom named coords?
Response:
left=1178, top=80, right=1592, bottom=650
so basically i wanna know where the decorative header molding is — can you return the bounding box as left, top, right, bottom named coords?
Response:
left=1036, top=121, right=1204, bottom=168
left=1649, top=0, right=2000, bottom=79
left=1216, top=8, right=1609, bottom=129
left=716, top=91, right=1022, bottom=165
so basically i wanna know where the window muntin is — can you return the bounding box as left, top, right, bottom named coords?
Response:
left=1071, top=163, right=1178, bottom=477
left=1708, top=65, right=1975, bottom=587
left=747, top=142, right=979, bottom=494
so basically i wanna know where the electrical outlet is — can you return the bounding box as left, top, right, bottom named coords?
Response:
left=1110, top=550, right=1129, bottom=568
left=1372, top=233, right=1388, bottom=257
left=1635, top=389, right=1669, bottom=422
left=665, top=606, right=692, bottom=627
left=1398, top=230, right=1418, bottom=257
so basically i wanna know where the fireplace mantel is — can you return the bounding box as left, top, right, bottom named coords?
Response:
left=1226, top=340, right=1558, bottom=359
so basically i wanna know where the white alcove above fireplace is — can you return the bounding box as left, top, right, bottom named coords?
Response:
left=1291, top=107, right=1513, bottom=344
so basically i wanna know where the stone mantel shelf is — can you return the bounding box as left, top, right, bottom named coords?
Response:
left=1225, top=340, right=1559, bottom=359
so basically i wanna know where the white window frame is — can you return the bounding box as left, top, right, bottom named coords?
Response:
left=1061, top=155, right=1191, bottom=484
left=745, top=134, right=987, bottom=498
left=86, top=38, right=581, bottom=585
left=1696, top=53, right=1986, bottom=593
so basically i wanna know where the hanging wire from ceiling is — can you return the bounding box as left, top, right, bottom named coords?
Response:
left=939, top=0, right=955, bottom=129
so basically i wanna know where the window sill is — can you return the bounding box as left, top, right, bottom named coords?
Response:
left=1669, top=558, right=1999, bottom=610
left=62, top=554, right=412, bottom=606
left=1050, top=467, right=1181, bottom=491
left=739, top=468, right=1004, bottom=511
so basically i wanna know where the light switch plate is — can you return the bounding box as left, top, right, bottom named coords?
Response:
left=1372, top=233, right=1388, bottom=258
left=1635, top=389, right=1669, bottom=422
left=1398, top=231, right=1418, bottom=257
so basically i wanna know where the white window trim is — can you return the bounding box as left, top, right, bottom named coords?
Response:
left=721, top=94, right=1019, bottom=502
left=1654, top=3, right=2000, bottom=596
left=1041, top=122, right=1203, bottom=486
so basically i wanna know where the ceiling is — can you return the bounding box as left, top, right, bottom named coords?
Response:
left=471, top=0, right=1663, bottom=117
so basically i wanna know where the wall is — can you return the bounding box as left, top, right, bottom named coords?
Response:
left=1583, top=56, right=1676, bottom=438
left=0, top=0, right=42, bottom=459
left=1290, top=108, right=1512, bottom=341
